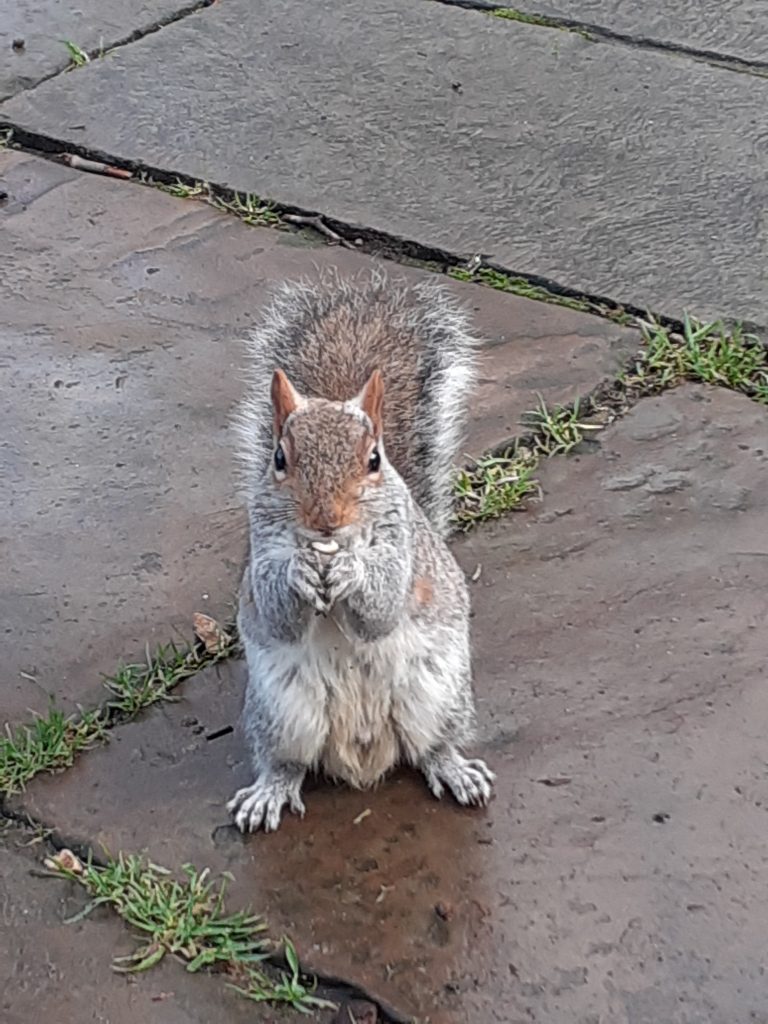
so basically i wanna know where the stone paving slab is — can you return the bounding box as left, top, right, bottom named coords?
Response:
left=1, top=149, right=635, bottom=727
left=0, top=825, right=303, bottom=1024
left=504, top=0, right=768, bottom=63
left=17, top=385, right=768, bottom=1023
left=4, top=0, right=768, bottom=322
left=0, top=0, right=199, bottom=102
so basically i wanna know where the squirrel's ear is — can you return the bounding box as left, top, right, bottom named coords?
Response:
left=271, top=369, right=303, bottom=435
left=358, top=369, right=384, bottom=439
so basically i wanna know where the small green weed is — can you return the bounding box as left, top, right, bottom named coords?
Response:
left=155, top=179, right=209, bottom=200
left=48, top=851, right=334, bottom=1013
left=449, top=266, right=589, bottom=313
left=230, top=938, right=336, bottom=1014
left=454, top=452, right=540, bottom=527
left=0, top=708, right=106, bottom=797
left=490, top=8, right=561, bottom=29
left=0, top=127, right=13, bottom=149
left=62, top=40, right=90, bottom=67
left=209, top=190, right=282, bottom=227
left=1, top=632, right=236, bottom=797
left=453, top=396, right=606, bottom=528
left=523, top=395, right=602, bottom=456
left=490, top=7, right=594, bottom=40
left=448, top=265, right=631, bottom=322
left=144, top=175, right=282, bottom=229
left=628, top=316, right=768, bottom=402
left=104, top=638, right=230, bottom=716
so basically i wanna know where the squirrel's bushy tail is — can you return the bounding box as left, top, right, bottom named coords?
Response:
left=236, top=270, right=479, bottom=536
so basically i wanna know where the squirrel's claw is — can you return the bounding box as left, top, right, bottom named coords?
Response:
left=422, top=751, right=495, bottom=807
left=227, top=776, right=306, bottom=833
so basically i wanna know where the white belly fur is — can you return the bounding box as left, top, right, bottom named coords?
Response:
left=269, top=607, right=430, bottom=790
left=312, top=614, right=400, bottom=788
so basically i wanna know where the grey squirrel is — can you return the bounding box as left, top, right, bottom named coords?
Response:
left=228, top=271, right=494, bottom=832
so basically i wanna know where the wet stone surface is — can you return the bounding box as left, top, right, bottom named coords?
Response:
left=16, top=386, right=768, bottom=1023
left=5, top=0, right=768, bottom=320
left=0, top=149, right=635, bottom=726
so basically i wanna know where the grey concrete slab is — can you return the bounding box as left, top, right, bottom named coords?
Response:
left=0, top=824, right=299, bottom=1024
left=1, top=150, right=635, bottom=726
left=0, top=0, right=202, bottom=102
left=508, top=0, right=768, bottom=63
left=17, top=386, right=768, bottom=1023
left=3, top=0, right=767, bottom=322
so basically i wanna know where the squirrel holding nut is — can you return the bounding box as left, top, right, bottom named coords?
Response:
left=228, top=272, right=494, bottom=832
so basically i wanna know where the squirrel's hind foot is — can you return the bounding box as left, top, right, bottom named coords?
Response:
left=227, top=770, right=306, bottom=833
left=422, top=748, right=495, bottom=807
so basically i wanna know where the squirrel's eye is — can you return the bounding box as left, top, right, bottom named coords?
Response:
left=368, top=447, right=381, bottom=474
left=274, top=444, right=287, bottom=473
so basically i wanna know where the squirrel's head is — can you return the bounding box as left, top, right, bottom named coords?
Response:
left=269, top=367, right=385, bottom=538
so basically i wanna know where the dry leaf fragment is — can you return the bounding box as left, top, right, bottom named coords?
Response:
left=193, top=612, right=231, bottom=654
left=44, top=848, right=83, bottom=874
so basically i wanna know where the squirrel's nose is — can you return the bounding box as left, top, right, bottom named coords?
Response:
left=302, top=504, right=341, bottom=535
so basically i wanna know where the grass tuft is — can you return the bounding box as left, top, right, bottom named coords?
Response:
left=146, top=176, right=282, bottom=228
left=448, top=265, right=631, bottom=323
left=209, top=190, right=282, bottom=227
left=47, top=851, right=335, bottom=1013
left=522, top=395, right=602, bottom=455
left=1, top=633, right=236, bottom=798
left=103, top=639, right=227, bottom=716
left=454, top=314, right=768, bottom=529
left=627, top=316, right=768, bottom=402
left=453, top=395, right=601, bottom=527
left=154, top=179, right=209, bottom=200
left=0, top=709, right=106, bottom=797
left=454, top=451, right=540, bottom=528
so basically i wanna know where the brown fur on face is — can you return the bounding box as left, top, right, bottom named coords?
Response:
left=274, top=399, right=381, bottom=535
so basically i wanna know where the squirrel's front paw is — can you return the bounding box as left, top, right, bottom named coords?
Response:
left=422, top=749, right=495, bottom=807
left=287, top=547, right=328, bottom=613
left=227, top=774, right=306, bottom=833
left=325, top=548, right=366, bottom=607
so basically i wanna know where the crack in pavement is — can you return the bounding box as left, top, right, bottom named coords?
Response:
left=0, top=122, right=695, bottom=335
left=427, top=0, right=768, bottom=79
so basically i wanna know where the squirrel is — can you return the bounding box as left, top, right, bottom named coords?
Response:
left=228, top=271, right=494, bottom=832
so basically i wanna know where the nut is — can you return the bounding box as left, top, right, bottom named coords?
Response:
left=311, top=539, right=339, bottom=555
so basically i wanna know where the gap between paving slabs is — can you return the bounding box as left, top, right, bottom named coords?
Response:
left=4, top=122, right=765, bottom=343
left=0, top=123, right=653, bottom=330
left=424, top=0, right=768, bottom=79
